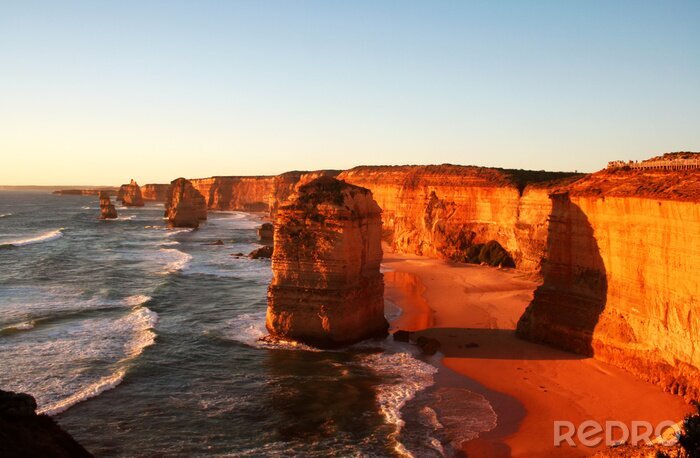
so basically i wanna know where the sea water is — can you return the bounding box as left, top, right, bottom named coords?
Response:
left=0, top=191, right=495, bottom=456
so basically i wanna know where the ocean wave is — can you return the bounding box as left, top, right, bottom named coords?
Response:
left=214, top=311, right=320, bottom=352
left=1, top=305, right=161, bottom=416
left=122, top=295, right=152, bottom=307
left=166, top=228, right=193, bottom=237
left=1, top=228, right=64, bottom=247
left=0, top=320, right=36, bottom=336
left=116, top=215, right=135, bottom=221
left=359, top=351, right=438, bottom=457
left=0, top=213, right=12, bottom=218
left=158, top=248, right=192, bottom=273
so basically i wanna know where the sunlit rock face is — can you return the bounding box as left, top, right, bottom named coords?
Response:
left=98, top=191, right=117, bottom=219
left=266, top=176, right=388, bottom=347
left=518, top=168, right=700, bottom=400
left=141, top=184, right=169, bottom=201
left=117, top=179, right=145, bottom=207
left=338, top=165, right=577, bottom=271
left=188, top=171, right=341, bottom=213
left=164, top=178, right=208, bottom=228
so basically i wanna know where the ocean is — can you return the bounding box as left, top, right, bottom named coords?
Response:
left=0, top=191, right=496, bottom=457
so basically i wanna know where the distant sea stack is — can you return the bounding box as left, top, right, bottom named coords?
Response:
left=141, top=183, right=170, bottom=202
left=117, top=179, right=145, bottom=207
left=0, top=389, right=92, bottom=457
left=165, top=178, right=208, bottom=228
left=98, top=191, right=117, bottom=219
left=266, top=176, right=388, bottom=347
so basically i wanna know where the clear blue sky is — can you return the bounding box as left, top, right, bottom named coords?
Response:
left=1, top=0, right=699, bottom=185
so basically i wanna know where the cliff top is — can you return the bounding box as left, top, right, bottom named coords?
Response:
left=340, top=164, right=580, bottom=193
left=565, top=167, right=700, bottom=201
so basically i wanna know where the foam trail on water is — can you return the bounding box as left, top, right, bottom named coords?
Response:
left=159, top=248, right=192, bottom=273
left=36, top=306, right=159, bottom=416
left=0, top=213, right=13, bottom=218
left=2, top=228, right=64, bottom=247
left=360, top=351, right=438, bottom=457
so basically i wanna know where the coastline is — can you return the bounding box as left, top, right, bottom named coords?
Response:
left=382, top=245, right=692, bottom=457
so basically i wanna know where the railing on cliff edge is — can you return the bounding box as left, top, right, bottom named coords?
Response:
left=607, top=158, right=700, bottom=171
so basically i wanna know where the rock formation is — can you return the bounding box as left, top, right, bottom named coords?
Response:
left=266, top=176, right=388, bottom=347
left=117, top=179, right=145, bottom=207
left=98, top=191, right=117, bottom=219
left=141, top=183, right=170, bottom=201
left=517, top=165, right=700, bottom=400
left=164, top=178, right=208, bottom=228
left=249, top=245, right=273, bottom=259
left=257, top=223, right=274, bottom=244
left=0, top=389, right=92, bottom=457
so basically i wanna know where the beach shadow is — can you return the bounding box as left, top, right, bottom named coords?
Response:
left=516, top=191, right=608, bottom=356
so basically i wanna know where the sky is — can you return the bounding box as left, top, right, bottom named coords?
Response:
left=1, top=1, right=699, bottom=185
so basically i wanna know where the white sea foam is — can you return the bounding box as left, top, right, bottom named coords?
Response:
left=166, top=228, right=193, bottom=237
left=122, top=295, right=152, bottom=307
left=161, top=240, right=180, bottom=246
left=116, top=215, right=135, bottom=221
left=2, top=228, right=64, bottom=247
left=1, top=305, right=159, bottom=416
left=158, top=248, right=192, bottom=273
left=216, top=311, right=320, bottom=352
left=0, top=213, right=13, bottom=218
left=360, top=351, right=438, bottom=457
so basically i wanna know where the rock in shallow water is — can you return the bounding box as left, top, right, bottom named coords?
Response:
left=266, top=176, right=389, bottom=348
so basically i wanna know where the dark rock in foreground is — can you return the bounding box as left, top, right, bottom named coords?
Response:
left=0, top=389, right=92, bottom=457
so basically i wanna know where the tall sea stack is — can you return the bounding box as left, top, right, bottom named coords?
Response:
left=266, top=176, right=388, bottom=347
left=98, top=191, right=117, bottom=219
left=118, top=179, right=145, bottom=207
left=164, top=178, right=208, bottom=228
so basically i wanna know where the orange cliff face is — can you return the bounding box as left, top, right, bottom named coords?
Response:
left=266, top=176, right=388, bottom=347
left=189, top=171, right=340, bottom=213
left=164, top=178, right=208, bottom=228
left=117, top=180, right=145, bottom=207
left=518, top=168, right=700, bottom=399
left=338, top=165, right=579, bottom=271
left=141, top=184, right=170, bottom=202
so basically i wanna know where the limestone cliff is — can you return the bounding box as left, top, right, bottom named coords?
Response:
left=98, top=191, right=117, bottom=219
left=266, top=176, right=388, bottom=347
left=117, top=179, right=145, bottom=207
left=517, top=167, right=700, bottom=400
left=338, top=165, right=578, bottom=271
left=188, top=170, right=340, bottom=213
left=164, top=178, right=208, bottom=228
left=141, top=183, right=170, bottom=201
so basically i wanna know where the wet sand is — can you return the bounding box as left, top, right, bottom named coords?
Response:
left=382, top=247, right=692, bottom=457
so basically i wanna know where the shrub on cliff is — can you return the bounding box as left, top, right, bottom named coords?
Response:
left=679, top=400, right=700, bottom=458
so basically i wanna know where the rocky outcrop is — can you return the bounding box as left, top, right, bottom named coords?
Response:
left=338, top=165, right=579, bottom=271
left=257, top=223, right=274, bottom=244
left=517, top=166, right=700, bottom=400
left=164, top=178, right=208, bottom=228
left=117, top=179, right=145, bottom=207
left=249, top=245, right=273, bottom=259
left=0, top=389, right=92, bottom=457
left=141, top=184, right=170, bottom=201
left=98, top=191, right=117, bottom=219
left=266, top=176, right=388, bottom=347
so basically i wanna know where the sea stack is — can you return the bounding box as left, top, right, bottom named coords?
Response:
left=165, top=178, right=208, bottom=228
left=266, top=176, right=388, bottom=347
left=118, top=179, right=145, bottom=207
left=98, top=191, right=117, bottom=219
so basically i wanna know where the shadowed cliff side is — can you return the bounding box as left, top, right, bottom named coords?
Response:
left=517, top=191, right=607, bottom=355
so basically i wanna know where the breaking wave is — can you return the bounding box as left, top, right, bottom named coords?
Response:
left=1, top=228, right=64, bottom=247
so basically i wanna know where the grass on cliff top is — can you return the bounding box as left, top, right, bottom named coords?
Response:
left=294, top=176, right=368, bottom=207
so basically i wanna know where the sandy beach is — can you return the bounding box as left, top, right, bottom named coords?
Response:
left=382, top=246, right=693, bottom=457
